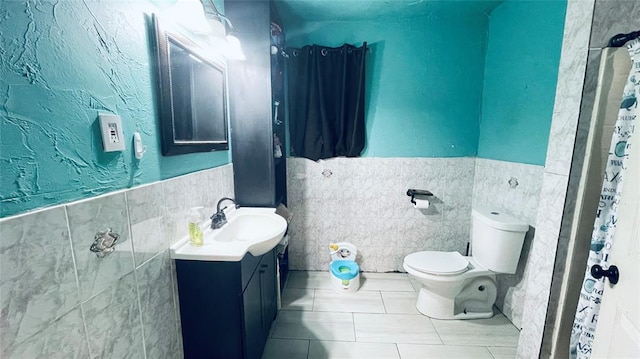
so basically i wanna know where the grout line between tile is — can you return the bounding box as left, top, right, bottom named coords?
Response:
left=123, top=191, right=137, bottom=271
left=380, top=290, right=388, bottom=313
left=64, top=206, right=93, bottom=355
left=132, top=256, right=148, bottom=359
left=169, top=260, right=184, bottom=349
left=136, top=248, right=166, bottom=270
left=429, top=317, right=445, bottom=345
left=486, top=346, right=496, bottom=359
left=352, top=312, right=357, bottom=343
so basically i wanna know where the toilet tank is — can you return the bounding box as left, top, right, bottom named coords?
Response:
left=471, top=208, right=529, bottom=274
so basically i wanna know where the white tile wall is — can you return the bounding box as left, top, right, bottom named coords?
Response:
left=0, top=164, right=234, bottom=358
left=472, top=158, right=544, bottom=329
left=543, top=1, right=640, bottom=357
left=517, top=0, right=596, bottom=357
left=287, top=157, right=544, bottom=329
left=472, top=159, right=544, bottom=225
left=287, top=157, right=474, bottom=273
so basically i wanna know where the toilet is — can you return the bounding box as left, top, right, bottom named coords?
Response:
left=329, top=242, right=360, bottom=293
left=403, top=208, right=529, bottom=320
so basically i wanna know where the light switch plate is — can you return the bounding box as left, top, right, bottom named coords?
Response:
left=98, top=113, right=125, bottom=152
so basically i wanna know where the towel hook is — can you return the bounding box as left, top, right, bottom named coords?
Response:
left=90, top=228, right=121, bottom=258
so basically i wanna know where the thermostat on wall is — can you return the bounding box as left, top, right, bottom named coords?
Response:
left=98, top=113, right=125, bottom=152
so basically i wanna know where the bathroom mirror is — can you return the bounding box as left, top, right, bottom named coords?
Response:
left=152, top=14, right=229, bottom=156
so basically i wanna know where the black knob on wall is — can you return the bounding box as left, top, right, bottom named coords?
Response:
left=591, top=264, right=620, bottom=285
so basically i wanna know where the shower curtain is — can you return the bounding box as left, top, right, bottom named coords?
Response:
left=570, top=38, right=640, bottom=358
left=286, top=43, right=367, bottom=161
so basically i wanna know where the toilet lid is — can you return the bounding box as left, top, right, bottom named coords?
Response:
left=404, top=251, right=469, bottom=275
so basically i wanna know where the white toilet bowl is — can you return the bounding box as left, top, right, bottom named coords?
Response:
left=403, top=251, right=497, bottom=319
left=403, top=208, right=529, bottom=320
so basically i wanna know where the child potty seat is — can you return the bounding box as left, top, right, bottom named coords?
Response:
left=328, top=242, right=360, bottom=293
left=329, top=242, right=357, bottom=261
left=330, top=260, right=359, bottom=280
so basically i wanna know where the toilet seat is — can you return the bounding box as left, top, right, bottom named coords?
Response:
left=404, top=251, right=469, bottom=275
left=330, top=260, right=359, bottom=280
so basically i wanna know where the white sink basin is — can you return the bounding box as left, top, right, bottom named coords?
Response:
left=170, top=207, right=287, bottom=261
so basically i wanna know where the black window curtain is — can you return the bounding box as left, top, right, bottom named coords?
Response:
left=286, top=43, right=367, bottom=161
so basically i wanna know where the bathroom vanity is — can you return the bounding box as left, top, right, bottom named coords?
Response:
left=170, top=207, right=286, bottom=358
left=175, top=249, right=277, bottom=359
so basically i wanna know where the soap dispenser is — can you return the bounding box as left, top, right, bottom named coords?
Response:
left=188, top=207, right=204, bottom=246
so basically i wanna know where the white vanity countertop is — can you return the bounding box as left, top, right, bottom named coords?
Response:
left=169, top=207, right=287, bottom=262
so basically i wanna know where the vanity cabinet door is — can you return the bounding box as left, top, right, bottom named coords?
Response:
left=175, top=249, right=278, bottom=359
left=175, top=260, right=244, bottom=359
left=260, top=249, right=277, bottom=333
left=242, top=270, right=263, bottom=359
left=244, top=249, right=277, bottom=359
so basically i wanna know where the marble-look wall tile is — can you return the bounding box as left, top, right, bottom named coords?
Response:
left=517, top=172, right=572, bottom=358
left=163, top=165, right=233, bottom=245
left=162, top=174, right=203, bottom=246
left=544, top=0, right=595, bottom=177
left=67, top=192, right=135, bottom=301
left=2, top=307, right=89, bottom=359
left=136, top=251, right=180, bottom=358
left=0, top=165, right=232, bottom=358
left=534, top=172, right=571, bottom=238
left=287, top=157, right=475, bottom=272
left=219, top=163, right=235, bottom=199
left=569, top=50, right=602, bottom=180
left=0, top=208, right=80, bottom=355
left=472, top=158, right=544, bottom=328
left=472, top=159, right=544, bottom=224
left=517, top=222, right=565, bottom=359
left=541, top=233, right=572, bottom=358
left=589, top=0, right=640, bottom=48
left=127, top=183, right=167, bottom=267
left=206, top=168, right=225, bottom=217
left=545, top=110, right=582, bottom=177
left=540, top=2, right=640, bottom=357
left=507, top=1, right=597, bottom=355
left=559, top=50, right=603, bottom=239
left=441, top=157, right=475, bottom=219
left=170, top=259, right=185, bottom=359
left=82, top=271, right=145, bottom=358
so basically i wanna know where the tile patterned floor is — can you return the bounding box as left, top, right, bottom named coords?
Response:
left=263, top=271, right=519, bottom=359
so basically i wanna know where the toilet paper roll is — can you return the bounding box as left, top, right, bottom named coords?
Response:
left=413, top=198, right=430, bottom=209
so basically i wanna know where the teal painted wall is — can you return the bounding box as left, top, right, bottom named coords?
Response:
left=286, top=14, right=490, bottom=157
left=0, top=0, right=230, bottom=218
left=478, top=0, right=566, bottom=165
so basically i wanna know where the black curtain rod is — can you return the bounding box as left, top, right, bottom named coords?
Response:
left=287, top=43, right=370, bottom=53
left=608, top=30, right=640, bottom=48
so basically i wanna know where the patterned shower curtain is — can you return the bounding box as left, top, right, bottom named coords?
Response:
left=570, top=38, right=640, bottom=358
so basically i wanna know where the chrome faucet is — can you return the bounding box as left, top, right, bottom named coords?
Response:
left=211, top=197, right=238, bottom=229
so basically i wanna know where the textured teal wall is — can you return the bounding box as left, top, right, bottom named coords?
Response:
left=0, top=1, right=230, bottom=218
left=478, top=0, right=566, bottom=165
left=286, top=14, right=489, bottom=157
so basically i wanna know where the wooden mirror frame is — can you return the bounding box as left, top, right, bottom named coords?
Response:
left=152, top=14, right=229, bottom=156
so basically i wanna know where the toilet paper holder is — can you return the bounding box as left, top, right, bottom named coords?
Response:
left=406, top=189, right=433, bottom=205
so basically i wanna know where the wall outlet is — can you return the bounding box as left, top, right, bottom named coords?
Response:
left=98, top=113, right=125, bottom=152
